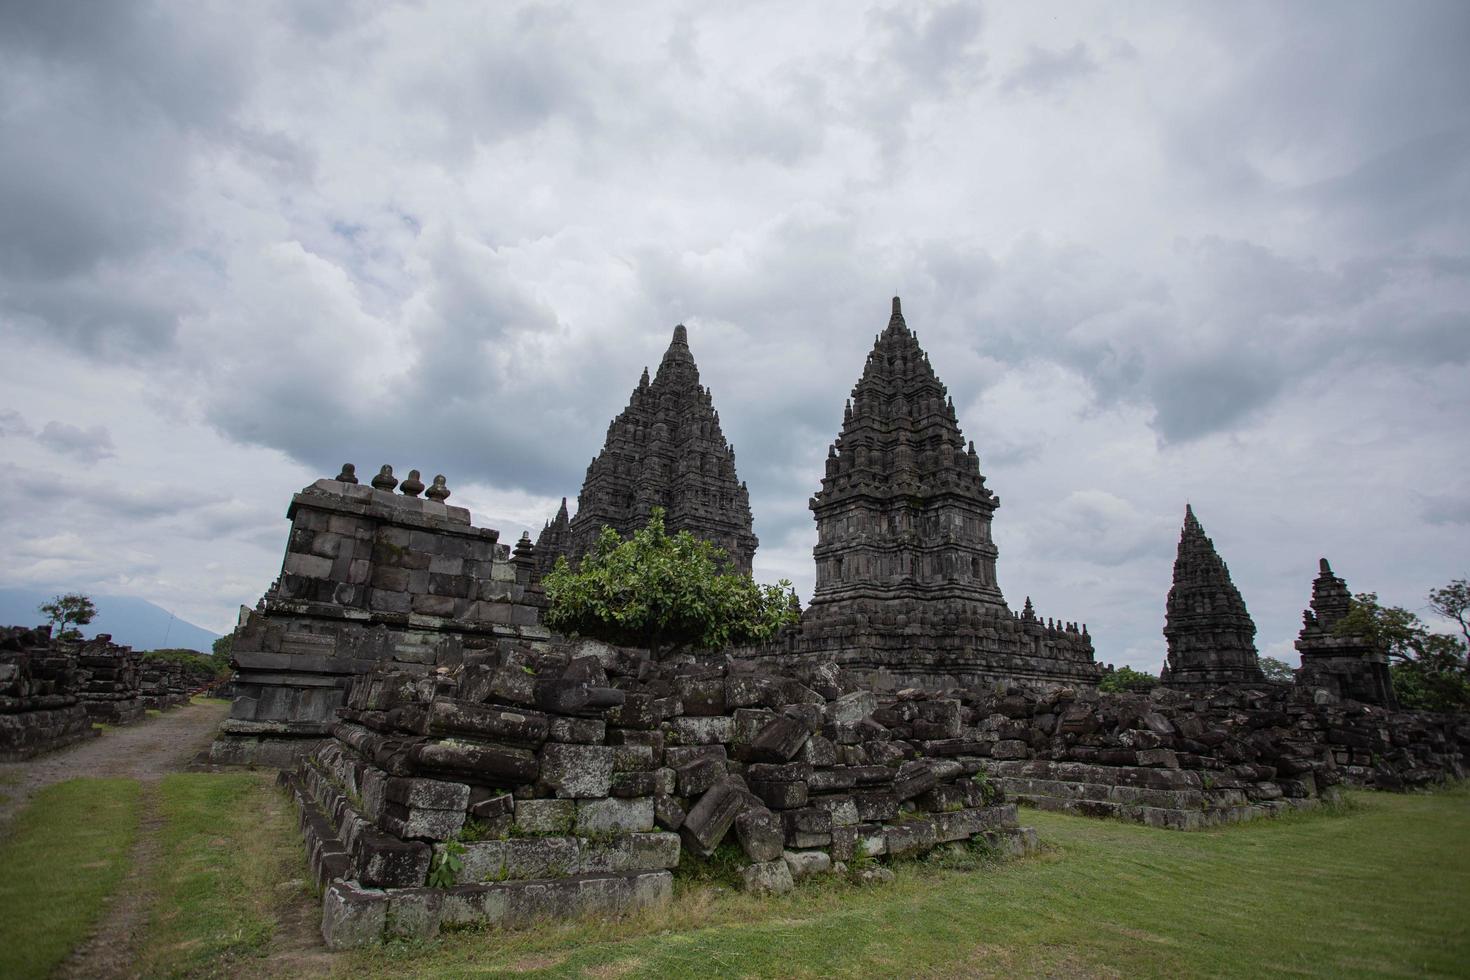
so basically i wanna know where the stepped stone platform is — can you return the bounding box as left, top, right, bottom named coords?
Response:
left=984, top=759, right=1334, bottom=830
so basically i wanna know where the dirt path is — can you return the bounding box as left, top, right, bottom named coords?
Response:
left=0, top=701, right=233, bottom=979
left=0, top=699, right=230, bottom=832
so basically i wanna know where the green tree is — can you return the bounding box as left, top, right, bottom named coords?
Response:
left=38, top=592, right=97, bottom=642
left=1336, top=587, right=1470, bottom=712
left=542, top=508, right=798, bottom=659
left=1098, top=665, right=1158, bottom=693
left=1427, top=579, right=1470, bottom=654
left=212, top=633, right=234, bottom=661
left=1258, top=656, right=1296, bottom=683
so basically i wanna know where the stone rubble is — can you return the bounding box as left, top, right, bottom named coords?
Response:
left=282, top=645, right=1037, bottom=949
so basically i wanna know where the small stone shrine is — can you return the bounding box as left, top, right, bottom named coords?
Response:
left=1295, top=558, right=1397, bottom=707
left=537, top=325, right=758, bottom=574
left=212, top=469, right=550, bottom=767
left=1159, top=505, right=1265, bottom=688
left=759, top=298, right=1101, bottom=691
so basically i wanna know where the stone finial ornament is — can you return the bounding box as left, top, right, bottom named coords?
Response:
left=426, top=475, right=451, bottom=501
left=335, top=463, right=359, bottom=484
left=400, top=470, right=425, bottom=497
left=371, top=465, right=398, bottom=491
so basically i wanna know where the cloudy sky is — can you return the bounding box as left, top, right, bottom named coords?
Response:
left=2, top=1, right=1466, bottom=670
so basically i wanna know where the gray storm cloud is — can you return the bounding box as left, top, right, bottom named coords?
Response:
left=0, top=1, right=1465, bottom=664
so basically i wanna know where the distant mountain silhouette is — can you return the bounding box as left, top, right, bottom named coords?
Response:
left=0, top=588, right=222, bottom=652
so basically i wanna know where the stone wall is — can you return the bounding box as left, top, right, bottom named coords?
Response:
left=960, top=684, right=1468, bottom=829
left=0, top=625, right=96, bottom=761
left=75, top=634, right=145, bottom=724
left=214, top=472, right=550, bottom=767
left=282, top=644, right=1037, bottom=948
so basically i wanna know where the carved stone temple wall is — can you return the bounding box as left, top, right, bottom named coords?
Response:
left=536, top=325, right=758, bottom=574
left=752, top=298, right=1102, bottom=692
left=1159, top=506, right=1266, bottom=689
left=212, top=467, right=549, bottom=767
left=1295, top=558, right=1397, bottom=707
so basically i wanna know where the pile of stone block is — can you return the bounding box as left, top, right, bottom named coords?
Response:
left=959, top=685, right=1470, bottom=829
left=283, top=645, right=1036, bottom=948
left=74, top=634, right=145, bottom=725
left=0, top=626, right=96, bottom=761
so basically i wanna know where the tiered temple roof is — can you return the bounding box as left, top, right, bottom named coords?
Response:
left=1160, top=505, right=1265, bottom=688
left=788, top=297, right=1100, bottom=691
left=1295, top=558, right=1396, bottom=707
left=543, top=325, right=758, bottom=574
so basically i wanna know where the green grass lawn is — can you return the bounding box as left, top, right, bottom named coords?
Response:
left=0, top=775, right=1464, bottom=979
left=339, top=787, right=1470, bottom=979
left=134, top=772, right=307, bottom=978
left=0, top=778, right=141, bottom=980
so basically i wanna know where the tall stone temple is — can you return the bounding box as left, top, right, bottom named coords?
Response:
left=535, top=324, right=758, bottom=574
left=1295, top=558, right=1396, bottom=707
left=1159, top=505, right=1265, bottom=688
left=772, top=297, right=1101, bottom=691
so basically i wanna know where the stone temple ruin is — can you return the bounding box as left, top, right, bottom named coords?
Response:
left=181, top=296, right=1464, bottom=946
left=536, top=324, right=758, bottom=575
left=759, top=298, right=1100, bottom=691
left=1295, top=558, right=1397, bottom=708
left=1160, top=505, right=1266, bottom=689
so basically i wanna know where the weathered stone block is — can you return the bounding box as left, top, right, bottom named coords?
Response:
left=576, top=796, right=655, bottom=835
left=539, top=743, right=613, bottom=798
left=749, top=779, right=808, bottom=810
left=825, top=691, right=877, bottom=726
left=750, top=716, right=810, bottom=762
left=384, top=777, right=471, bottom=812
left=321, top=881, right=388, bottom=950
left=735, top=807, right=785, bottom=863
left=654, top=794, right=686, bottom=831
left=676, top=756, right=726, bottom=797
left=514, top=798, right=575, bottom=835
left=549, top=717, right=606, bottom=744
left=741, top=859, right=794, bottom=895
left=671, top=715, right=735, bottom=745
left=457, top=837, right=579, bottom=882
left=385, top=889, right=444, bottom=941
left=884, top=819, right=937, bottom=858
left=782, top=849, right=832, bottom=879
left=578, top=832, right=681, bottom=873
left=680, top=780, right=749, bottom=856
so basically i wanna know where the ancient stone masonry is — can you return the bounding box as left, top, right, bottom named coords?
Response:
left=76, top=634, right=145, bottom=724
left=541, top=325, right=759, bottom=574
left=1159, top=505, right=1265, bottom=689
left=280, top=643, right=1038, bottom=948
left=533, top=498, right=572, bottom=577
left=1295, top=559, right=1397, bottom=708
left=213, top=469, right=550, bottom=768
left=761, top=297, right=1101, bottom=692
left=138, top=657, right=221, bottom=710
left=971, top=684, right=1467, bottom=830
left=0, top=625, right=96, bottom=761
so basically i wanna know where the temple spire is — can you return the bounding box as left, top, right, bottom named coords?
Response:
left=1161, top=505, right=1263, bottom=688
